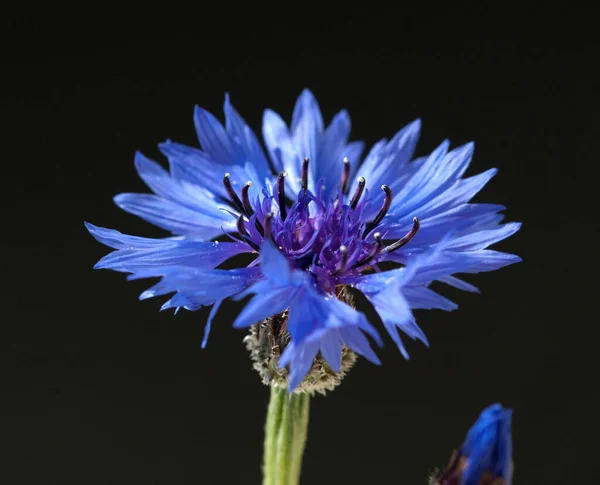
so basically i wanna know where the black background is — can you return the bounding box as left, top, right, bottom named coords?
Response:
left=2, top=10, right=597, bottom=485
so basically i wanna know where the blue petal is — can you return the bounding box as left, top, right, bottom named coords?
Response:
left=224, top=94, right=272, bottom=186
left=263, top=89, right=365, bottom=199
left=446, top=222, right=522, bottom=250
left=337, top=326, right=382, bottom=365
left=202, top=299, right=222, bottom=348
left=134, top=151, right=230, bottom=214
left=85, top=222, right=182, bottom=250
left=279, top=339, right=321, bottom=391
left=194, top=105, right=241, bottom=162
left=232, top=241, right=312, bottom=329
left=314, top=109, right=354, bottom=200
left=404, top=250, right=522, bottom=283
left=389, top=141, right=472, bottom=218
left=259, top=239, right=292, bottom=284
left=232, top=283, right=305, bottom=329
left=113, top=193, right=235, bottom=238
left=356, top=119, right=422, bottom=204
left=436, top=275, right=479, bottom=293
left=158, top=140, right=229, bottom=199
left=90, top=235, right=249, bottom=274
left=262, top=109, right=298, bottom=184
left=382, top=203, right=506, bottom=244
left=352, top=276, right=427, bottom=359
left=234, top=239, right=381, bottom=389
left=158, top=267, right=262, bottom=310
left=278, top=323, right=381, bottom=392
left=341, top=238, right=463, bottom=357
left=161, top=107, right=269, bottom=201
left=495, top=409, right=513, bottom=481
left=319, top=329, right=342, bottom=372
left=411, top=168, right=498, bottom=220
left=461, top=404, right=513, bottom=485
left=403, top=286, right=459, bottom=311
left=291, top=89, right=324, bottom=138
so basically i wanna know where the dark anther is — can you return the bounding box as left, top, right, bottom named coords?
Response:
left=336, top=245, right=348, bottom=275
left=263, top=212, right=275, bottom=241
left=254, top=218, right=265, bottom=237
left=384, top=217, right=420, bottom=253
left=223, top=173, right=246, bottom=215
left=362, top=185, right=393, bottom=238
left=277, top=172, right=287, bottom=221
left=236, top=214, right=248, bottom=237
left=340, top=157, right=351, bottom=193
left=301, top=157, right=310, bottom=191
left=237, top=214, right=260, bottom=251
left=241, top=181, right=254, bottom=216
left=237, top=215, right=260, bottom=251
left=350, top=177, right=366, bottom=210
left=352, top=232, right=384, bottom=268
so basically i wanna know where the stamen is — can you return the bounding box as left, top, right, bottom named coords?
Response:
left=223, top=173, right=246, bottom=215
left=263, top=212, right=275, bottom=241
left=301, top=157, right=310, bottom=191
left=236, top=215, right=260, bottom=251
left=277, top=171, right=288, bottom=221
left=384, top=217, right=420, bottom=253
left=350, top=177, right=366, bottom=210
left=255, top=218, right=265, bottom=237
left=336, top=245, right=348, bottom=275
left=340, top=157, right=351, bottom=193
left=241, top=181, right=254, bottom=216
left=362, top=185, right=393, bottom=238
left=236, top=214, right=248, bottom=237
left=353, top=232, right=384, bottom=268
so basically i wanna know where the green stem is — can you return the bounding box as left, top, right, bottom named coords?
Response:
left=263, top=385, right=310, bottom=485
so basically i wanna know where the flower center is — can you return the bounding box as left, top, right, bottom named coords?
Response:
left=223, top=157, right=420, bottom=285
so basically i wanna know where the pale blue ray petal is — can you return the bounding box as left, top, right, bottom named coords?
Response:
left=232, top=286, right=304, bottom=329
left=158, top=267, right=261, bottom=310
left=446, top=222, right=522, bottom=250
left=158, top=140, right=228, bottom=198
left=223, top=94, right=273, bottom=185
left=114, top=193, right=234, bottom=238
left=382, top=203, right=506, bottom=243
left=402, top=142, right=473, bottom=208
left=319, top=329, right=342, bottom=372
left=403, top=286, right=459, bottom=311
left=202, top=299, right=223, bottom=348
left=262, top=109, right=302, bottom=192
left=85, top=222, right=181, bottom=250
left=280, top=339, right=321, bottom=391
left=410, top=168, right=498, bottom=220
left=356, top=119, right=422, bottom=197
left=337, top=326, right=381, bottom=365
left=259, top=240, right=292, bottom=284
left=437, top=275, right=480, bottom=293
left=93, top=241, right=249, bottom=273
left=291, top=89, right=324, bottom=135
left=194, top=105, right=241, bottom=162
left=314, top=110, right=351, bottom=197
left=134, top=151, right=229, bottom=212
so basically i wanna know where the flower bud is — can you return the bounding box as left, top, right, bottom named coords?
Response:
left=432, top=404, right=513, bottom=485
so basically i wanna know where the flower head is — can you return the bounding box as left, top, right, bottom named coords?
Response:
left=435, top=404, right=513, bottom=485
left=87, top=89, right=521, bottom=391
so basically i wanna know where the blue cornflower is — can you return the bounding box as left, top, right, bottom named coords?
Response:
left=86, top=89, right=521, bottom=391
left=436, top=404, right=513, bottom=485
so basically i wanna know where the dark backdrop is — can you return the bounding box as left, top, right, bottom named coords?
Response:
left=2, top=10, right=597, bottom=485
